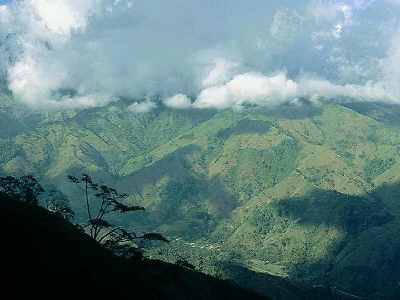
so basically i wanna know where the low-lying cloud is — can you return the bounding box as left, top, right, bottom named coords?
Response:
left=0, top=0, right=400, bottom=110
left=167, top=70, right=396, bottom=110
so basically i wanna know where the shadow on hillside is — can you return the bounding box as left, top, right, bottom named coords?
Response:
left=273, top=189, right=393, bottom=236
left=217, top=119, right=272, bottom=140
left=342, top=101, right=400, bottom=128
left=72, top=101, right=217, bottom=127
left=116, top=144, right=239, bottom=239
left=219, top=263, right=360, bottom=300
left=254, top=100, right=323, bottom=120
left=248, top=185, right=400, bottom=299
left=0, top=192, right=266, bottom=300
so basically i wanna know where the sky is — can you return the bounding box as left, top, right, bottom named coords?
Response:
left=1, top=0, right=400, bottom=111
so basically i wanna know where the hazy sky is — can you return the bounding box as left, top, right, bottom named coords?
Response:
left=1, top=0, right=400, bottom=110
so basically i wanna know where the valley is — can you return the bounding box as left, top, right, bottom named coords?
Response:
left=2, top=96, right=400, bottom=299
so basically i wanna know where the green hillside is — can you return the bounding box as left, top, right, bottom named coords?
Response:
left=1, top=98, right=400, bottom=299
left=0, top=192, right=268, bottom=299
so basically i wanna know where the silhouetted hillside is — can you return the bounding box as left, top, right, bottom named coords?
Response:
left=0, top=192, right=267, bottom=299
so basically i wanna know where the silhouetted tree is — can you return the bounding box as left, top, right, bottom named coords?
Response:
left=0, top=175, right=44, bottom=205
left=68, top=174, right=169, bottom=257
left=45, top=190, right=74, bottom=221
left=0, top=175, right=74, bottom=221
left=176, top=258, right=196, bottom=270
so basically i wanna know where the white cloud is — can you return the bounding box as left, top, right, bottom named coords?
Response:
left=27, top=0, right=93, bottom=36
left=201, top=58, right=238, bottom=88
left=194, top=72, right=298, bottom=109
left=8, top=55, right=64, bottom=104
left=270, top=9, right=304, bottom=42
left=0, top=5, right=10, bottom=22
left=379, top=32, right=400, bottom=97
left=1, top=0, right=400, bottom=110
left=128, top=99, right=157, bottom=113
left=164, top=94, right=192, bottom=109
left=185, top=68, right=398, bottom=110
left=308, top=1, right=354, bottom=40
left=299, top=78, right=394, bottom=102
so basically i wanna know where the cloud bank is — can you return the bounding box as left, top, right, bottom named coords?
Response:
left=0, top=0, right=400, bottom=110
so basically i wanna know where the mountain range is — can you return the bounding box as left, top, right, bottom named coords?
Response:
left=2, top=93, right=400, bottom=299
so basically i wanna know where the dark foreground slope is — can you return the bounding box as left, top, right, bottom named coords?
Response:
left=0, top=193, right=266, bottom=299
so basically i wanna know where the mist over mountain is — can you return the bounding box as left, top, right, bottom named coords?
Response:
left=2, top=1, right=400, bottom=300
left=1, top=0, right=400, bottom=109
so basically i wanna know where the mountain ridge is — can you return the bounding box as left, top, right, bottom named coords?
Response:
left=1, top=97, right=400, bottom=298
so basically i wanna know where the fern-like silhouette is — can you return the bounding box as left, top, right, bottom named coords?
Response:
left=68, top=174, right=169, bottom=257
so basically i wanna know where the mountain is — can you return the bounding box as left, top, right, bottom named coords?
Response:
left=1, top=97, right=400, bottom=299
left=0, top=192, right=268, bottom=299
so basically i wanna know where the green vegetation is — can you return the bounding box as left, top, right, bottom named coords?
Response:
left=364, top=158, right=396, bottom=179
left=0, top=190, right=267, bottom=299
left=2, top=100, right=400, bottom=299
left=67, top=173, right=168, bottom=256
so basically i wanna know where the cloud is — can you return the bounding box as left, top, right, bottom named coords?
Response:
left=1, top=0, right=400, bottom=110
left=164, top=94, right=192, bottom=109
left=201, top=58, right=238, bottom=88
left=128, top=98, right=157, bottom=113
left=193, top=72, right=298, bottom=109
left=24, top=0, right=95, bottom=36
left=380, top=32, right=400, bottom=97
left=168, top=70, right=396, bottom=110
left=299, top=78, right=393, bottom=102
left=0, top=4, right=10, bottom=20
